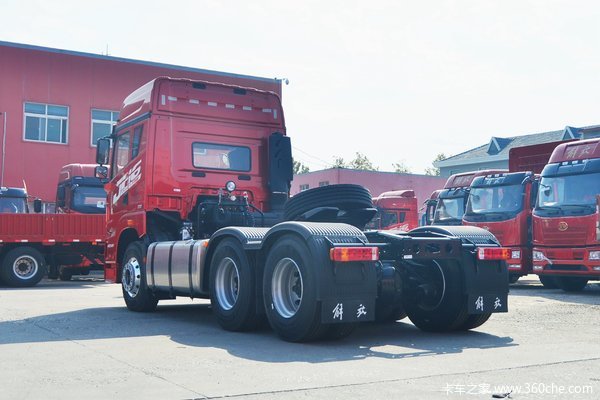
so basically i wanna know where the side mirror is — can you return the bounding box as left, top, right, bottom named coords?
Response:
left=56, top=186, right=66, bottom=207
left=472, top=194, right=480, bottom=203
left=33, top=199, right=42, bottom=213
left=95, top=165, right=109, bottom=180
left=96, top=137, right=111, bottom=165
left=543, top=186, right=552, bottom=197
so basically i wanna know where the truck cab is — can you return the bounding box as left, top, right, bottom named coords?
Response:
left=366, top=189, right=418, bottom=231
left=95, top=77, right=292, bottom=283
left=56, top=164, right=107, bottom=214
left=463, top=172, right=538, bottom=282
left=0, top=187, right=28, bottom=213
left=432, top=170, right=507, bottom=226
left=532, top=138, right=600, bottom=291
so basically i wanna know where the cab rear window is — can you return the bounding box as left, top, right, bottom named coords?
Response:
left=192, top=143, right=251, bottom=171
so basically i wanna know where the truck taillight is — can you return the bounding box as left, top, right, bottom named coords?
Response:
left=330, top=247, right=379, bottom=262
left=477, top=247, right=510, bottom=261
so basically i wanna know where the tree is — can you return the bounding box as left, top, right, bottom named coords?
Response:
left=293, top=160, right=310, bottom=175
left=349, top=152, right=378, bottom=171
left=424, top=153, right=446, bottom=176
left=332, top=156, right=347, bottom=168
left=392, top=161, right=411, bottom=174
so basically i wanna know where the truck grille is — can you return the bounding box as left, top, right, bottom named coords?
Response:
left=539, top=226, right=588, bottom=246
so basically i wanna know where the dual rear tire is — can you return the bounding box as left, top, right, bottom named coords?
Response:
left=209, top=235, right=355, bottom=342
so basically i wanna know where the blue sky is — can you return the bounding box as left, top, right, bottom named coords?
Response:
left=3, top=0, right=600, bottom=173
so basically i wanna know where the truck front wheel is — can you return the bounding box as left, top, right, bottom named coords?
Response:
left=209, top=239, right=261, bottom=331
left=122, top=242, right=158, bottom=312
left=403, top=260, right=471, bottom=332
left=263, top=235, right=329, bottom=342
left=0, top=247, right=46, bottom=287
left=555, top=277, right=588, bottom=292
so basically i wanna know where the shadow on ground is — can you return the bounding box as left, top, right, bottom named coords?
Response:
left=0, top=302, right=516, bottom=363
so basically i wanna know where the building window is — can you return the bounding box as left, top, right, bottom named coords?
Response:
left=91, top=109, right=119, bottom=146
left=318, top=181, right=329, bottom=187
left=24, top=102, right=68, bottom=144
left=299, top=184, right=310, bottom=192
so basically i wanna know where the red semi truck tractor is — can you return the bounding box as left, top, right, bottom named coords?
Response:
left=366, top=190, right=418, bottom=231
left=462, top=141, right=570, bottom=286
left=532, top=138, right=600, bottom=291
left=94, top=77, right=509, bottom=342
left=432, top=170, right=507, bottom=226
left=463, top=172, right=538, bottom=284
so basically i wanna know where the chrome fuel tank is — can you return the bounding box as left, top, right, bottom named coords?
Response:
left=146, top=240, right=209, bottom=297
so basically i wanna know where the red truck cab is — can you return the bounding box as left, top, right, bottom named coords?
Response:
left=532, top=138, right=600, bottom=291
left=56, top=164, right=107, bottom=214
left=0, top=187, right=29, bottom=213
left=433, top=170, right=507, bottom=226
left=366, top=190, right=418, bottom=231
left=95, top=77, right=291, bottom=283
left=463, top=172, right=538, bottom=283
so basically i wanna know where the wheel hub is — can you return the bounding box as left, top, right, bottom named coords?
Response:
left=13, top=256, right=38, bottom=280
left=214, top=257, right=240, bottom=310
left=122, top=257, right=141, bottom=298
left=271, top=258, right=303, bottom=318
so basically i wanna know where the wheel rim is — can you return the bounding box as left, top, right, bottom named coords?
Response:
left=214, top=257, right=240, bottom=310
left=12, top=255, right=38, bottom=280
left=271, top=257, right=303, bottom=318
left=122, top=257, right=141, bottom=298
left=415, top=260, right=446, bottom=311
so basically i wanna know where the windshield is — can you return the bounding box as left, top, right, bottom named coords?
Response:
left=466, top=184, right=524, bottom=215
left=72, top=186, right=107, bottom=214
left=433, top=197, right=465, bottom=223
left=537, top=172, right=600, bottom=214
left=0, top=196, right=27, bottom=213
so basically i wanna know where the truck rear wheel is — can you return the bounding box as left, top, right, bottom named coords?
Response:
left=457, top=313, right=492, bottom=330
left=209, top=239, right=261, bottom=331
left=122, top=242, right=158, bottom=312
left=263, top=235, right=329, bottom=342
left=0, top=247, right=46, bottom=287
left=403, top=260, right=470, bottom=332
left=555, top=277, right=588, bottom=292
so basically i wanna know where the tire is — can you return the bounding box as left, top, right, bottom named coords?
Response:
left=121, top=242, right=158, bottom=312
left=509, top=274, right=520, bottom=284
left=375, top=305, right=407, bottom=323
left=59, top=267, right=73, bottom=281
left=0, top=247, right=46, bottom=287
left=458, top=313, right=492, bottom=330
left=209, top=238, right=262, bottom=331
left=403, top=260, right=471, bottom=332
left=47, top=264, right=59, bottom=279
left=263, top=235, right=330, bottom=342
left=284, top=184, right=373, bottom=221
left=539, top=275, right=558, bottom=289
left=555, top=277, right=588, bottom=292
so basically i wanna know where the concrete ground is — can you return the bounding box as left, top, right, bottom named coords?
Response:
left=1, top=275, right=599, bottom=400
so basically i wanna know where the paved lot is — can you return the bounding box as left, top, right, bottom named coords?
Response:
left=1, top=275, right=599, bottom=400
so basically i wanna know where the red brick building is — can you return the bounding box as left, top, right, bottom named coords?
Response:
left=0, top=41, right=281, bottom=204
left=291, top=168, right=446, bottom=212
